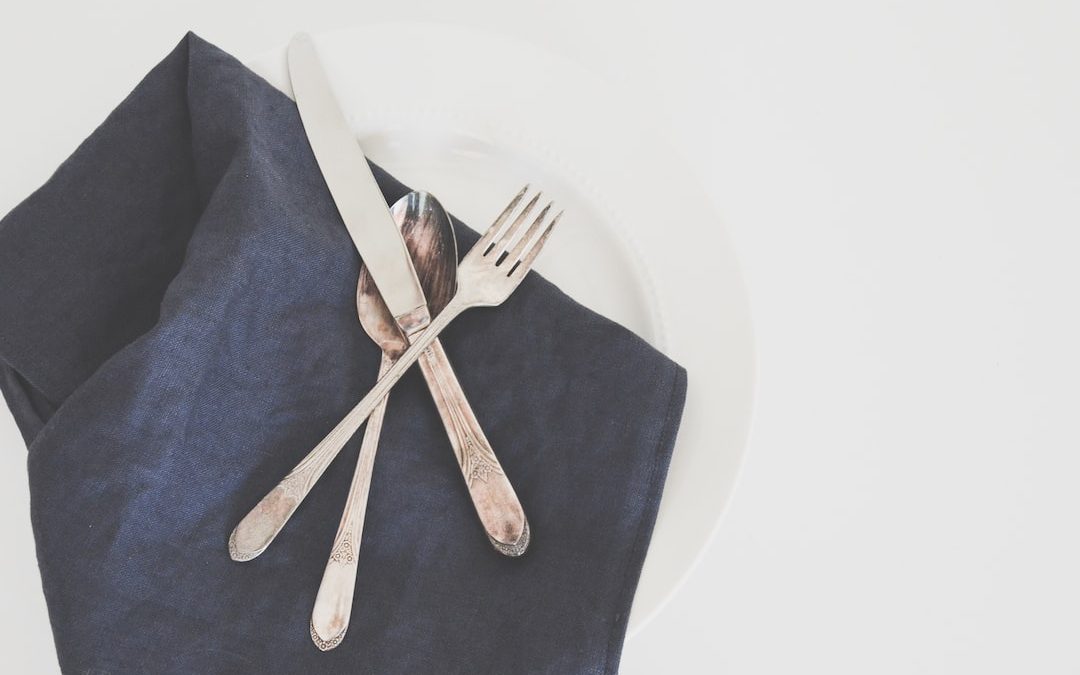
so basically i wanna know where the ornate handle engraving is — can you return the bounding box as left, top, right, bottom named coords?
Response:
left=418, top=339, right=528, bottom=555
left=309, top=354, right=392, bottom=650
left=228, top=436, right=338, bottom=562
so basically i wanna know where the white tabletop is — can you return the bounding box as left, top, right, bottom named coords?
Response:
left=2, top=2, right=1079, bottom=673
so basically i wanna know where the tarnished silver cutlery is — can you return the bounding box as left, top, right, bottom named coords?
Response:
left=311, top=190, right=537, bottom=650
left=226, top=31, right=561, bottom=652
left=273, top=184, right=557, bottom=523
left=229, top=184, right=558, bottom=563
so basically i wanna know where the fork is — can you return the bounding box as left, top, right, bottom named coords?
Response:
left=229, top=187, right=560, bottom=562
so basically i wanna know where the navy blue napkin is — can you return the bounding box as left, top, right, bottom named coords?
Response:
left=0, top=33, right=686, bottom=674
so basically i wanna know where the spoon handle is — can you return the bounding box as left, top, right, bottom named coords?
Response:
left=309, top=353, right=391, bottom=650
left=418, top=338, right=529, bottom=555
left=228, top=298, right=465, bottom=561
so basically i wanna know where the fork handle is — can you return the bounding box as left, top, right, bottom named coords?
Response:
left=419, top=339, right=529, bottom=555
left=309, top=354, right=391, bottom=650
left=228, top=298, right=465, bottom=561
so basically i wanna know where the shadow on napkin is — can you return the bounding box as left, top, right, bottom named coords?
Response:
left=0, top=33, right=686, bottom=675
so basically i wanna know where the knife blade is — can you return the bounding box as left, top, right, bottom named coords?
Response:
left=288, top=33, right=431, bottom=334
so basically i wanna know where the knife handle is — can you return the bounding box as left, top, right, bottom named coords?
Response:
left=418, top=338, right=530, bottom=556
left=309, top=354, right=391, bottom=651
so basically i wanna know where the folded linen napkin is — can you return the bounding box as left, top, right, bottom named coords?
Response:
left=0, top=33, right=687, bottom=674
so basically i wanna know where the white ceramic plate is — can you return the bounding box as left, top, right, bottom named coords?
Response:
left=248, top=23, right=755, bottom=635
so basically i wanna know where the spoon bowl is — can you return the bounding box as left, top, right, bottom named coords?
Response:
left=356, top=192, right=457, bottom=358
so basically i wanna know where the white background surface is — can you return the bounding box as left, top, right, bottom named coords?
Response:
left=2, top=1, right=1079, bottom=673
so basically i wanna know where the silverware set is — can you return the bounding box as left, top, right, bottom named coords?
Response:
left=228, top=33, right=561, bottom=651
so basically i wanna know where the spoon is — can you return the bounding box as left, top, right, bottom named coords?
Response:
left=310, top=191, right=529, bottom=650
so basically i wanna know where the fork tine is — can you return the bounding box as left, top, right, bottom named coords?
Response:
left=509, top=210, right=562, bottom=277
left=506, top=201, right=553, bottom=262
left=477, top=184, right=529, bottom=253
left=490, top=192, right=541, bottom=255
